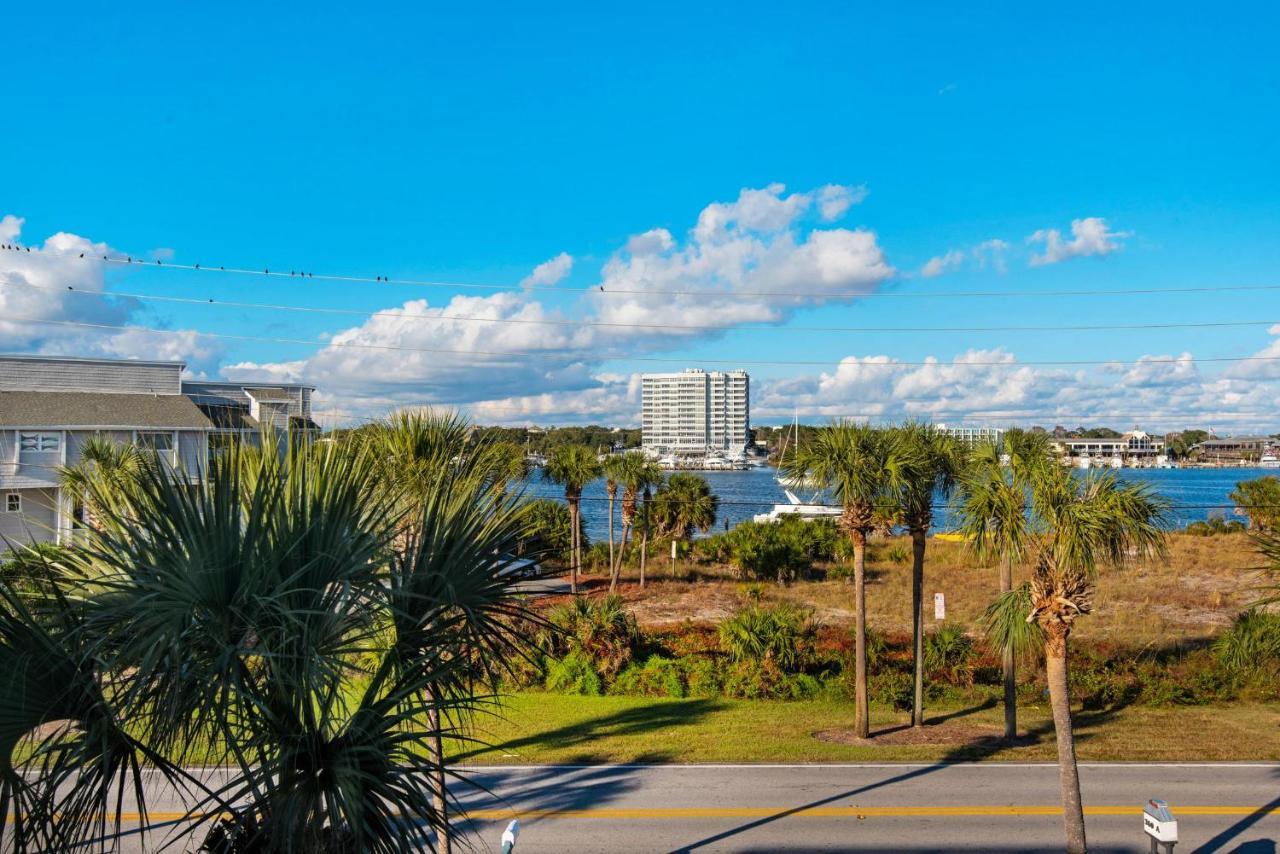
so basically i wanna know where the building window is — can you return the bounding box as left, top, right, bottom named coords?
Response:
left=18, top=431, right=60, bottom=452
left=135, top=432, right=175, bottom=452
left=4, top=493, right=19, bottom=513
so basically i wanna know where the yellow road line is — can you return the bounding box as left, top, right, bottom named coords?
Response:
left=57, top=805, right=1280, bottom=823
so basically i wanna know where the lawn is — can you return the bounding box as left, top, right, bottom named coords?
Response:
left=450, top=692, right=1280, bottom=765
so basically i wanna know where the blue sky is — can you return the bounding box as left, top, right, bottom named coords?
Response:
left=3, top=2, right=1280, bottom=429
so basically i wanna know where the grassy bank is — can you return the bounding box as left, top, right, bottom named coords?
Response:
left=452, top=692, right=1280, bottom=764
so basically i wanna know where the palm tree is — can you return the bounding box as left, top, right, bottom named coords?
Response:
left=954, top=428, right=1053, bottom=739
left=58, top=434, right=151, bottom=532
left=602, top=455, right=625, bottom=573
left=890, top=421, right=963, bottom=729
left=543, top=444, right=602, bottom=594
left=1028, top=465, right=1168, bottom=854
left=1, top=436, right=538, bottom=852
left=651, top=473, right=719, bottom=574
left=609, top=453, right=664, bottom=592
left=636, top=473, right=664, bottom=588
left=785, top=422, right=906, bottom=739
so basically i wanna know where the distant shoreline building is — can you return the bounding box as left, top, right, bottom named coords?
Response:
left=1051, top=429, right=1167, bottom=468
left=935, top=423, right=1006, bottom=446
left=641, top=369, right=749, bottom=461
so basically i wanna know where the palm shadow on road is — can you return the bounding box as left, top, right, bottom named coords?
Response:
left=671, top=702, right=1127, bottom=852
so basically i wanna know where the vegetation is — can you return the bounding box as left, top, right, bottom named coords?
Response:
left=0, top=427, right=539, bottom=853
left=1229, top=475, right=1280, bottom=531
left=474, top=424, right=641, bottom=455
left=784, top=422, right=907, bottom=739
left=519, top=497, right=583, bottom=563
left=650, top=473, right=719, bottom=575
left=542, top=443, right=602, bottom=594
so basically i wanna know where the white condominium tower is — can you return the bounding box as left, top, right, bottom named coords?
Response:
left=641, top=369, right=750, bottom=459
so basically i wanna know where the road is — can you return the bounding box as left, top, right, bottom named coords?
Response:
left=30, top=762, right=1280, bottom=852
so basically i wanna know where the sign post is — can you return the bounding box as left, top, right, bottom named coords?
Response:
left=1143, top=799, right=1177, bottom=853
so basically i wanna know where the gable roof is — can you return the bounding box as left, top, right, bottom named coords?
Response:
left=0, top=391, right=213, bottom=429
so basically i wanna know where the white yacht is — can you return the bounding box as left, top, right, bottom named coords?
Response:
left=1261, top=454, right=1280, bottom=469
left=754, top=487, right=843, bottom=524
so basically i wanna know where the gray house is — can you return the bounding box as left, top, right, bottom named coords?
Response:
left=0, top=355, right=317, bottom=548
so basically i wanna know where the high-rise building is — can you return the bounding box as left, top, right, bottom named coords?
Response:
left=641, top=369, right=749, bottom=459
left=935, top=423, right=1006, bottom=446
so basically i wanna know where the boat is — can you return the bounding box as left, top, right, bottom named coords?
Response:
left=753, top=412, right=842, bottom=523
left=1261, top=454, right=1280, bottom=469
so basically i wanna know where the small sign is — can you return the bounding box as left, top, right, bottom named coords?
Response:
left=934, top=593, right=946, bottom=620
left=1143, top=799, right=1177, bottom=843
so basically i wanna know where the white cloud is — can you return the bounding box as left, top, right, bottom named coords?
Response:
left=921, top=250, right=965, bottom=278
left=0, top=214, right=223, bottom=371
left=817, top=184, right=868, bottom=221
left=519, top=252, right=573, bottom=289
left=1028, top=217, right=1128, bottom=266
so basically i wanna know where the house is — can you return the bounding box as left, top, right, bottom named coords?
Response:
left=0, top=354, right=318, bottom=548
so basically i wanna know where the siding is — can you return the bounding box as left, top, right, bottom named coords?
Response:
left=178, top=431, right=207, bottom=478
left=0, top=487, right=59, bottom=546
left=0, top=356, right=182, bottom=395
left=0, top=430, right=13, bottom=476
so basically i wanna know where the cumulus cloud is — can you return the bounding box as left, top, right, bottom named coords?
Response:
left=519, top=252, right=573, bottom=289
left=0, top=214, right=224, bottom=372
left=1028, top=217, right=1128, bottom=266
left=920, top=238, right=1010, bottom=278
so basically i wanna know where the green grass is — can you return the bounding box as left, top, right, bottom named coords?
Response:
left=451, top=692, right=1280, bottom=764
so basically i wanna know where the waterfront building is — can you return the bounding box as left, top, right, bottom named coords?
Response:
left=641, top=369, right=749, bottom=461
left=1051, top=429, right=1167, bottom=467
left=935, top=423, right=1006, bottom=446
left=1190, top=435, right=1273, bottom=465
left=0, top=354, right=315, bottom=546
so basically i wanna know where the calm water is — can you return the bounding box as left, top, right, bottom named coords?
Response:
left=524, top=466, right=1271, bottom=543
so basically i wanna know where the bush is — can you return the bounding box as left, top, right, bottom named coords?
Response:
left=544, top=651, right=603, bottom=695
left=543, top=594, right=641, bottom=679
left=519, top=498, right=582, bottom=562
left=612, top=655, right=686, bottom=698
left=924, top=624, right=977, bottom=686
left=1184, top=516, right=1247, bottom=536
left=681, top=656, right=724, bottom=698
left=0, top=542, right=69, bottom=596
left=868, top=670, right=913, bottom=709
left=718, top=603, right=817, bottom=672
left=886, top=545, right=910, bottom=565
left=1229, top=476, right=1280, bottom=531
left=1213, top=610, right=1280, bottom=673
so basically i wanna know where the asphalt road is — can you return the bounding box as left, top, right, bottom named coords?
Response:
left=35, top=762, right=1280, bottom=853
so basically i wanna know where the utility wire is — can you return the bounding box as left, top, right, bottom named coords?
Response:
left=5, top=242, right=1280, bottom=301
left=5, top=277, right=1280, bottom=336
left=10, top=314, right=1280, bottom=369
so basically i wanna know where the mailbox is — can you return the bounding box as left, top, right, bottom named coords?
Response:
left=500, top=819, right=520, bottom=854
left=1143, top=799, right=1177, bottom=851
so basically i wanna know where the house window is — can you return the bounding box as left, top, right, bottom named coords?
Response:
left=4, top=494, right=19, bottom=513
left=135, top=432, right=175, bottom=452
left=18, top=431, right=60, bottom=452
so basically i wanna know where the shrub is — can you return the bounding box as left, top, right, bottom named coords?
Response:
left=543, top=594, right=641, bottom=679
left=544, top=651, right=602, bottom=695
left=868, top=670, right=913, bottom=710
left=886, top=545, right=910, bottom=565
left=924, top=623, right=978, bottom=686
left=1183, top=516, right=1247, bottom=536
left=724, top=521, right=810, bottom=584
left=612, top=655, right=686, bottom=698
left=681, top=656, right=724, bottom=698
left=718, top=603, right=817, bottom=672
left=1212, top=610, right=1280, bottom=673
left=519, top=498, right=581, bottom=563
left=1229, top=476, right=1280, bottom=531
left=0, top=542, right=69, bottom=596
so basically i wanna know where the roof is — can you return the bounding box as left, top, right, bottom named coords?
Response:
left=245, top=387, right=293, bottom=401
left=0, top=353, right=186, bottom=369
left=0, top=391, right=213, bottom=429
left=197, top=403, right=260, bottom=430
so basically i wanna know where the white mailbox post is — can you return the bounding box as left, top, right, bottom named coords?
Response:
left=500, top=819, right=520, bottom=854
left=1143, top=799, right=1177, bottom=853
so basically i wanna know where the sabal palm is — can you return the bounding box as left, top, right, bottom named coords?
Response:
left=1, top=437, right=537, bottom=852
left=785, top=422, right=907, bottom=739
left=954, top=428, right=1053, bottom=738
left=602, top=455, right=626, bottom=574
left=1027, top=466, right=1167, bottom=854
left=609, top=453, right=664, bottom=591
left=891, top=421, right=963, bottom=728
left=543, top=444, right=602, bottom=595
left=651, top=474, right=718, bottom=575
left=58, top=435, right=152, bottom=531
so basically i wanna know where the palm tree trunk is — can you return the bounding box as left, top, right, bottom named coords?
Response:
left=853, top=533, right=869, bottom=739
left=569, top=500, right=579, bottom=595
left=607, top=490, right=616, bottom=571
left=610, top=523, right=630, bottom=592
left=639, top=528, right=648, bottom=588
left=1045, top=625, right=1087, bottom=854
left=427, top=700, right=451, bottom=854
left=910, top=529, right=926, bottom=728
left=1000, top=554, right=1016, bottom=739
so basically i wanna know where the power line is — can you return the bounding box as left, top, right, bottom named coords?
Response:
left=11, top=314, right=1280, bottom=369
left=6, top=242, right=1280, bottom=301
left=7, top=277, right=1280, bottom=336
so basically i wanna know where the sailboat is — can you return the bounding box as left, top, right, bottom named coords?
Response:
left=753, top=412, right=843, bottom=524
